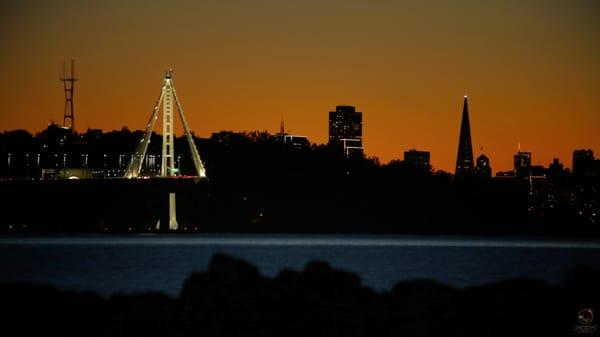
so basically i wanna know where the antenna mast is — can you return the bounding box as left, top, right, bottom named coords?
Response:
left=60, top=59, right=77, bottom=133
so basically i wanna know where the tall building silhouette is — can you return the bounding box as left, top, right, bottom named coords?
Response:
left=548, top=158, right=564, bottom=176
left=475, top=154, right=492, bottom=179
left=404, top=149, right=430, bottom=169
left=514, top=151, right=532, bottom=178
left=328, top=105, right=363, bottom=157
left=572, top=149, right=595, bottom=176
left=455, top=96, right=474, bottom=177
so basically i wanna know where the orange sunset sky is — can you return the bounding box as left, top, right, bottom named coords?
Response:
left=1, top=0, right=598, bottom=172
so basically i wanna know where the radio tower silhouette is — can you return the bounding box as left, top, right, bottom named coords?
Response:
left=60, top=60, right=77, bottom=133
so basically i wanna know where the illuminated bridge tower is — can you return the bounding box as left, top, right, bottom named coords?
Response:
left=455, top=95, right=474, bottom=178
left=124, top=70, right=207, bottom=230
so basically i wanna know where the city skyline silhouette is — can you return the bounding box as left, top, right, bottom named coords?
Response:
left=2, top=4, right=600, bottom=336
left=1, top=0, right=598, bottom=171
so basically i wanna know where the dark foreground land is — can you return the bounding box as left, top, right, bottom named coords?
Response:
left=1, top=174, right=598, bottom=236
left=2, top=253, right=598, bottom=337
left=2, top=129, right=599, bottom=235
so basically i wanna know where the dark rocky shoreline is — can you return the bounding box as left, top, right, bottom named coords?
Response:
left=2, top=253, right=598, bottom=336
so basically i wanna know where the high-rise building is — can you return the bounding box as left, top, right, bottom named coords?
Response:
left=530, top=165, right=547, bottom=178
left=549, top=158, right=563, bottom=171
left=475, top=154, right=492, bottom=179
left=548, top=158, right=565, bottom=179
left=404, top=149, right=430, bottom=169
left=514, top=151, right=532, bottom=178
left=328, top=105, right=363, bottom=158
left=573, top=149, right=595, bottom=176
left=455, top=96, right=474, bottom=177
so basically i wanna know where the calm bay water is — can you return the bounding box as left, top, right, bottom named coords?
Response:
left=1, top=234, right=600, bottom=296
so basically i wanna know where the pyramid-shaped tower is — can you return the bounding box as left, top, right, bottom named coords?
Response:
left=455, top=96, right=474, bottom=177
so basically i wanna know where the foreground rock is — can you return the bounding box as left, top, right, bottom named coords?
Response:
left=2, top=253, right=598, bottom=336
